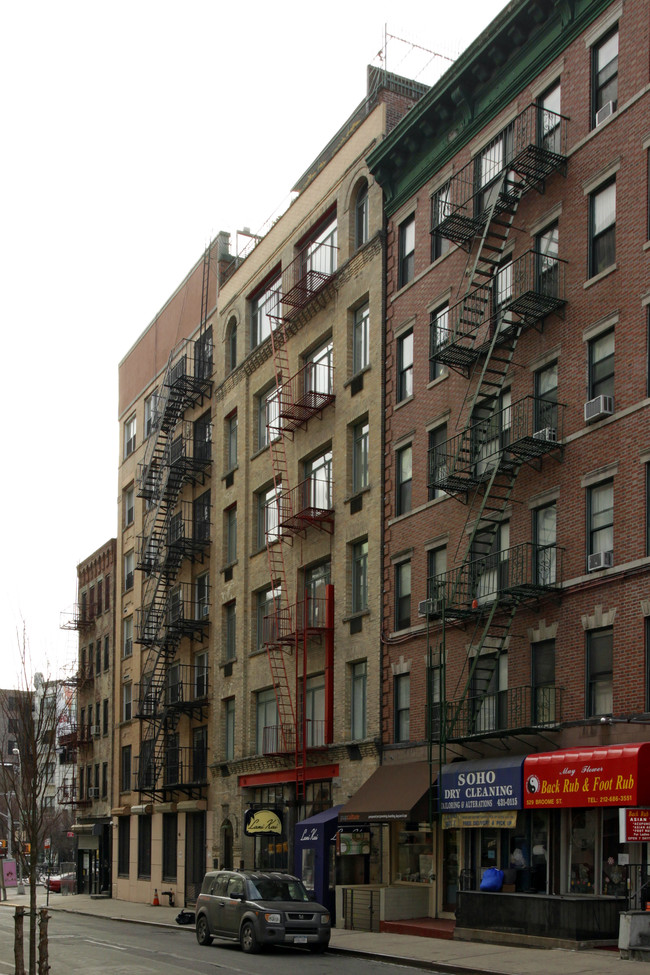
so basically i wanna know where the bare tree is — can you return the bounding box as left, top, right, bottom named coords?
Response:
left=0, top=632, right=62, bottom=975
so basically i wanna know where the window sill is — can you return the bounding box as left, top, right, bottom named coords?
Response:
left=222, top=465, right=239, bottom=481
left=644, top=240, right=650, bottom=253
left=344, top=365, right=371, bottom=389
left=394, top=395, right=414, bottom=411
left=344, top=486, right=371, bottom=504
left=584, top=264, right=617, bottom=289
left=427, top=370, right=448, bottom=390
left=220, top=658, right=237, bottom=669
left=221, top=560, right=238, bottom=573
left=342, top=610, right=370, bottom=624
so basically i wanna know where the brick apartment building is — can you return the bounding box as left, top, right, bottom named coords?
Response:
left=60, top=539, right=116, bottom=893
left=362, top=0, right=650, bottom=942
left=111, top=68, right=425, bottom=909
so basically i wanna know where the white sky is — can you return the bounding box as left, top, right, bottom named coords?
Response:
left=0, top=0, right=508, bottom=683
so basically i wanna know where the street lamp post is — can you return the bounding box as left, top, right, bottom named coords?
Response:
left=12, top=748, right=25, bottom=895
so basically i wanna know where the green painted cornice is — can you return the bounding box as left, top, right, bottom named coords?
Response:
left=369, top=0, right=614, bottom=215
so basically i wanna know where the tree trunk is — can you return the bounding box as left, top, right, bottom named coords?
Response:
left=38, top=910, right=49, bottom=975
left=14, top=906, right=26, bottom=975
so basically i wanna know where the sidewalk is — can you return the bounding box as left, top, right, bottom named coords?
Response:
left=0, top=888, right=638, bottom=975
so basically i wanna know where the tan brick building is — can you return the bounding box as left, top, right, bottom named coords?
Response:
left=111, top=68, right=424, bottom=907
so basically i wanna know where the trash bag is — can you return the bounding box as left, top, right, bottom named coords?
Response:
left=175, top=909, right=195, bottom=925
left=479, top=868, right=504, bottom=892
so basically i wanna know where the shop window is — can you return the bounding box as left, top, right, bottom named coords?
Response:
left=396, top=824, right=433, bottom=883
left=162, top=813, right=178, bottom=882
left=117, top=817, right=130, bottom=877
left=570, top=808, right=597, bottom=893
left=137, top=815, right=151, bottom=879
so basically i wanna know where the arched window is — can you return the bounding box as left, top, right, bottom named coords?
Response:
left=226, top=317, right=237, bottom=373
left=355, top=180, right=369, bottom=249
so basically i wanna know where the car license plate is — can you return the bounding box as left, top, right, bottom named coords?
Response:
left=293, top=936, right=307, bottom=944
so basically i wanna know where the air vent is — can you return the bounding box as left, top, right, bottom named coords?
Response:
left=350, top=373, right=364, bottom=397
left=350, top=494, right=363, bottom=515
left=588, top=550, right=613, bottom=572
left=595, top=100, right=615, bottom=126
left=87, top=788, right=99, bottom=798
left=90, top=725, right=101, bottom=737
left=533, top=428, right=557, bottom=442
left=225, top=471, right=234, bottom=489
left=584, top=395, right=614, bottom=424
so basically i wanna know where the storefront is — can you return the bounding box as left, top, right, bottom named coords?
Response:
left=337, top=762, right=435, bottom=928
left=451, top=743, right=650, bottom=944
left=294, top=805, right=341, bottom=918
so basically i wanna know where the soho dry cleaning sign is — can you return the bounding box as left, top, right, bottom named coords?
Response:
left=440, top=759, right=523, bottom=813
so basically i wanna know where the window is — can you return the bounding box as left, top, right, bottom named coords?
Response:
left=534, top=503, right=557, bottom=585
left=118, top=817, right=130, bottom=876
left=105, top=576, right=110, bottom=611
left=353, top=304, right=370, bottom=374
left=589, top=180, right=616, bottom=276
left=257, top=585, right=281, bottom=651
left=588, top=329, right=614, bottom=399
left=352, top=420, right=369, bottom=493
left=355, top=181, right=369, bottom=248
left=258, top=483, right=282, bottom=548
left=224, top=698, right=235, bottom=760
left=104, top=634, right=110, bottom=671
left=473, top=521, right=510, bottom=605
left=124, top=414, right=136, bottom=458
left=194, top=410, right=212, bottom=462
left=222, top=506, right=236, bottom=567
left=227, top=317, right=237, bottom=373
left=396, top=445, right=412, bottom=515
left=398, top=214, right=415, bottom=288
left=195, top=572, right=209, bottom=619
left=226, top=412, right=237, bottom=471
left=587, top=628, right=613, bottom=716
left=195, top=325, right=213, bottom=380
left=305, top=340, right=333, bottom=399
left=394, top=673, right=410, bottom=743
left=536, top=223, right=559, bottom=298
left=193, top=490, right=211, bottom=543
left=95, top=642, right=101, bottom=675
left=476, top=128, right=513, bottom=215
left=193, top=725, right=207, bottom=780
left=351, top=661, right=367, bottom=740
left=123, top=683, right=132, bottom=723
left=302, top=675, right=325, bottom=747
left=647, top=462, right=650, bottom=557
left=256, top=688, right=278, bottom=754
left=592, top=27, right=618, bottom=126
left=225, top=601, right=236, bottom=661
left=195, top=650, right=208, bottom=698
left=123, top=616, right=133, bottom=658
left=102, top=762, right=108, bottom=798
left=397, top=329, right=413, bottom=402
left=258, top=385, right=281, bottom=449
left=429, top=304, right=448, bottom=382
left=431, top=185, right=451, bottom=261
left=102, top=698, right=108, bottom=736
left=121, top=745, right=131, bottom=793
left=124, top=551, right=134, bottom=592
left=351, top=539, right=368, bottom=614
left=532, top=639, right=556, bottom=723
left=144, top=390, right=157, bottom=438
left=473, top=388, right=511, bottom=478
left=305, top=217, right=337, bottom=276
left=472, top=654, right=508, bottom=732
left=534, top=361, right=558, bottom=432
left=395, top=561, right=411, bottom=631
left=162, top=813, right=178, bottom=882
left=304, top=450, right=332, bottom=512
left=588, top=480, right=613, bottom=559
left=428, top=424, right=448, bottom=501
left=305, top=561, right=330, bottom=628
left=427, top=546, right=447, bottom=601
left=251, top=273, right=281, bottom=348
left=138, top=815, right=152, bottom=879
left=538, top=81, right=561, bottom=154
left=494, top=256, right=513, bottom=328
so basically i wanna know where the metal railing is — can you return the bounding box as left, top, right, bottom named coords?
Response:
left=430, top=685, right=563, bottom=740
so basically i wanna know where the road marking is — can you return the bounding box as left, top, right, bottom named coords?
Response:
left=84, top=940, right=127, bottom=951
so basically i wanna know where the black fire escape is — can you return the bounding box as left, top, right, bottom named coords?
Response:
left=424, top=103, right=569, bottom=746
left=133, top=248, right=213, bottom=801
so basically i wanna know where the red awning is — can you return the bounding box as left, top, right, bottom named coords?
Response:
left=524, top=742, right=650, bottom=809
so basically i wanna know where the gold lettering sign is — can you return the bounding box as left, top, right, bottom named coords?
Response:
left=442, top=811, right=517, bottom=829
left=245, top=809, right=282, bottom=836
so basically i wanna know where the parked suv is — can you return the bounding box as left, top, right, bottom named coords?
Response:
left=195, top=869, right=331, bottom=953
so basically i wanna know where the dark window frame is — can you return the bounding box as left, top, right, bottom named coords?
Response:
left=397, top=329, right=414, bottom=402
left=394, top=672, right=410, bottom=743
left=589, top=179, right=616, bottom=278
left=591, top=26, right=619, bottom=127
left=398, top=214, right=415, bottom=288
left=137, top=815, right=152, bottom=879
left=586, top=627, right=613, bottom=717
left=394, top=560, right=411, bottom=631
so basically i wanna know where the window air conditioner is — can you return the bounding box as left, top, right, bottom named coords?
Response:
left=91, top=725, right=101, bottom=737
left=588, top=550, right=614, bottom=572
left=88, top=788, right=99, bottom=798
left=418, top=598, right=440, bottom=618
left=584, top=395, right=614, bottom=424
left=595, top=101, right=615, bottom=126
left=533, top=428, right=557, bottom=442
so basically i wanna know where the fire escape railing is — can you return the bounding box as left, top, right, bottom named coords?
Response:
left=430, top=685, right=564, bottom=741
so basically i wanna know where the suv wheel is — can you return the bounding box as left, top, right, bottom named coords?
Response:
left=240, top=920, right=260, bottom=953
left=195, top=914, right=213, bottom=946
